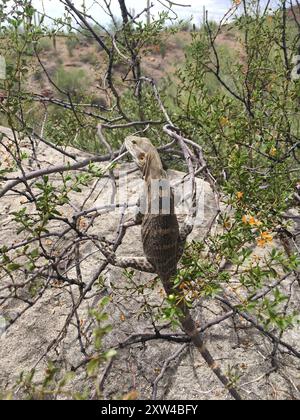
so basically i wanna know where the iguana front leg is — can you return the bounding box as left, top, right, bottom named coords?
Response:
left=177, top=237, right=186, bottom=262
left=179, top=222, right=194, bottom=243
left=177, top=215, right=195, bottom=260
left=134, top=196, right=144, bottom=225
left=114, top=256, right=155, bottom=273
left=99, top=244, right=155, bottom=273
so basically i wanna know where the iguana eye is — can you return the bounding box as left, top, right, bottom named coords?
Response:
left=139, top=153, right=145, bottom=161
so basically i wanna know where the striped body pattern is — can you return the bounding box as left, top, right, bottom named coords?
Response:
left=142, top=212, right=179, bottom=283
left=125, top=135, right=183, bottom=281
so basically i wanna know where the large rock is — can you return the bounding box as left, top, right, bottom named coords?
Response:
left=0, top=126, right=299, bottom=400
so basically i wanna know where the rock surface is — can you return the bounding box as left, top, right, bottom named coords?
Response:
left=0, top=126, right=299, bottom=400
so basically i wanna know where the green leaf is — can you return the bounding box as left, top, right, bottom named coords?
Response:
left=86, top=358, right=99, bottom=377
left=7, top=263, right=21, bottom=271
left=104, top=349, right=117, bottom=360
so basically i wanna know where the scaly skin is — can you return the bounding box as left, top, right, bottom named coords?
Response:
left=123, top=135, right=242, bottom=401
left=125, top=136, right=184, bottom=281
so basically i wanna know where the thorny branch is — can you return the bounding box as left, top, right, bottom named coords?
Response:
left=0, top=0, right=299, bottom=401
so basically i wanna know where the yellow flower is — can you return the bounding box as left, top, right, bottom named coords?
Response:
left=242, top=215, right=249, bottom=224
left=224, top=220, right=231, bottom=229
left=261, top=231, right=273, bottom=241
left=236, top=192, right=244, bottom=200
left=249, top=216, right=256, bottom=226
left=179, top=282, right=188, bottom=291
left=242, top=215, right=262, bottom=227
left=256, top=231, right=273, bottom=247
left=220, top=116, right=229, bottom=127
left=269, top=147, right=277, bottom=157
left=252, top=254, right=261, bottom=263
left=249, top=216, right=262, bottom=227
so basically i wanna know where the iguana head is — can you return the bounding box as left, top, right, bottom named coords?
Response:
left=125, top=136, right=166, bottom=181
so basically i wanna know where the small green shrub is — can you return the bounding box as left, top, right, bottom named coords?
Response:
left=32, top=68, right=43, bottom=82
left=79, top=26, right=102, bottom=45
left=80, top=51, right=98, bottom=66
left=54, top=67, right=90, bottom=100
left=159, top=42, right=167, bottom=58
left=66, top=36, right=80, bottom=57
left=37, top=38, right=53, bottom=53
left=90, top=95, right=107, bottom=108
left=55, top=56, right=63, bottom=66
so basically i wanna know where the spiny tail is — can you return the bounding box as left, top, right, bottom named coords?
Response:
left=161, top=277, right=242, bottom=401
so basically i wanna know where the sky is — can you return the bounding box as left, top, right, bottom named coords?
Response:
left=30, top=0, right=278, bottom=26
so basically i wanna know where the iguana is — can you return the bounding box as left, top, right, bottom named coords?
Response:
left=102, top=136, right=241, bottom=400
